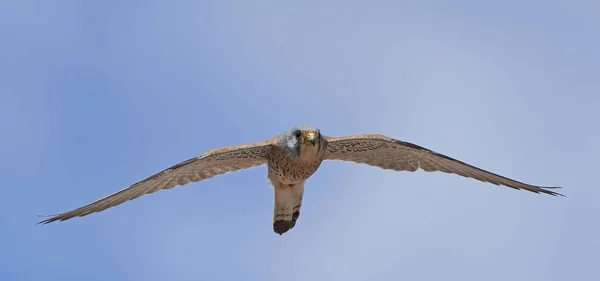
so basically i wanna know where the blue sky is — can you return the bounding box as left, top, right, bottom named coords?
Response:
left=1, top=1, right=599, bottom=280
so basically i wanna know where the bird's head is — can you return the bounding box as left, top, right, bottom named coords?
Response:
left=278, top=125, right=326, bottom=160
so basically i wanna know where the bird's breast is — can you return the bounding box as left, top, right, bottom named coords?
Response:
left=267, top=155, right=322, bottom=185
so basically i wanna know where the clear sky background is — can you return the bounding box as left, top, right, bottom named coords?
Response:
left=1, top=1, right=599, bottom=280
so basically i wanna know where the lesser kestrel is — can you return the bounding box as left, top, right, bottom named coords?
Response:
left=40, top=125, right=562, bottom=235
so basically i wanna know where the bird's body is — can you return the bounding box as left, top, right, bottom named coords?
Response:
left=266, top=128, right=325, bottom=233
left=267, top=143, right=323, bottom=185
left=40, top=125, right=563, bottom=235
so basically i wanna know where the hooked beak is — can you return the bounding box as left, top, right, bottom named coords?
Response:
left=304, top=132, right=316, bottom=146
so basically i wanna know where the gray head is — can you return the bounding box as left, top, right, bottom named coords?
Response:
left=277, top=125, right=327, bottom=159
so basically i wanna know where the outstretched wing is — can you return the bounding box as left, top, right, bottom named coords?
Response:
left=322, top=134, right=562, bottom=196
left=40, top=140, right=275, bottom=224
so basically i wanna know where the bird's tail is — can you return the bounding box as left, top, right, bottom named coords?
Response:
left=272, top=180, right=305, bottom=235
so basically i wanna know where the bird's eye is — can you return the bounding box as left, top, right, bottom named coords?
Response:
left=293, top=130, right=302, bottom=138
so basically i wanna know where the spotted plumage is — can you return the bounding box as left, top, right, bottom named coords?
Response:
left=39, top=125, right=563, bottom=235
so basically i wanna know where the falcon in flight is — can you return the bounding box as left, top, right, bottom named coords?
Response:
left=40, top=126, right=562, bottom=235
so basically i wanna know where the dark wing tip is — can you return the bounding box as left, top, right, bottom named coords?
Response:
left=527, top=185, right=565, bottom=197
left=36, top=214, right=64, bottom=225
